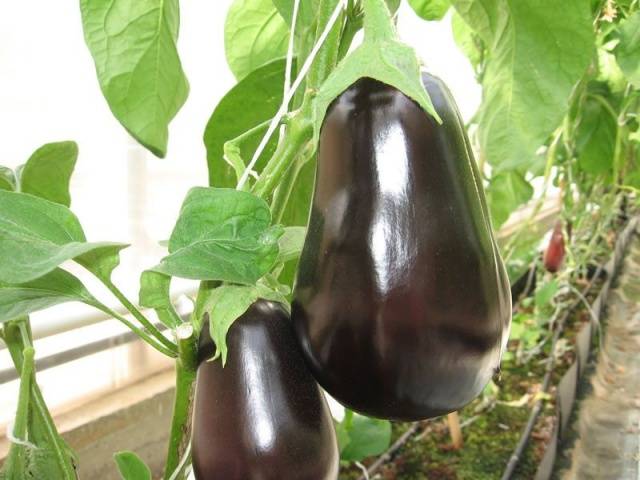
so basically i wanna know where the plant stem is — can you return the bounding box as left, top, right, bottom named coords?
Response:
left=92, top=302, right=177, bottom=357
left=163, top=324, right=198, bottom=480
left=237, top=0, right=346, bottom=191
left=4, top=319, right=77, bottom=480
left=362, top=0, right=396, bottom=42
left=2, top=345, right=34, bottom=477
left=102, top=279, right=177, bottom=353
left=252, top=115, right=314, bottom=199
left=271, top=149, right=314, bottom=223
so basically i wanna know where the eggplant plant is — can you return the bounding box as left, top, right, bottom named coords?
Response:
left=0, top=0, right=638, bottom=479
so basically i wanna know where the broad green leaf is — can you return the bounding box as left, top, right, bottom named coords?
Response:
left=0, top=191, right=119, bottom=284
left=0, top=269, right=99, bottom=323
left=20, top=142, right=78, bottom=207
left=278, top=226, right=307, bottom=263
left=76, top=243, right=130, bottom=282
left=205, top=59, right=287, bottom=187
left=313, top=0, right=440, bottom=143
left=80, top=0, right=189, bottom=157
left=139, top=270, right=171, bottom=309
left=337, top=411, right=391, bottom=462
left=535, top=279, right=558, bottom=309
left=139, top=270, right=181, bottom=328
left=199, top=284, right=288, bottom=363
left=487, top=171, right=533, bottom=227
left=575, top=89, right=617, bottom=175
left=0, top=166, right=16, bottom=192
left=453, top=0, right=595, bottom=172
left=225, top=0, right=290, bottom=80
left=451, top=11, right=482, bottom=69
left=156, top=188, right=283, bottom=284
left=408, top=0, right=451, bottom=21
left=114, top=451, right=151, bottom=480
left=614, top=11, right=640, bottom=87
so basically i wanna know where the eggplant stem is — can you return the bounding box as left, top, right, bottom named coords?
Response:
left=163, top=325, right=198, bottom=480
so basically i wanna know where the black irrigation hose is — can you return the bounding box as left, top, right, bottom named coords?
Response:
left=500, top=267, right=602, bottom=480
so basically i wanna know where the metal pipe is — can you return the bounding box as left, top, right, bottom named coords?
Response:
left=0, top=322, right=169, bottom=384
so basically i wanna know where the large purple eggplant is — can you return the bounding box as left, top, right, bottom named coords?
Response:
left=292, top=73, right=511, bottom=421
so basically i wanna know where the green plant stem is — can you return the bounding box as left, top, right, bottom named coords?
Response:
left=362, top=0, right=395, bottom=42
left=102, top=279, right=177, bottom=353
left=271, top=149, right=314, bottom=223
left=163, top=324, right=198, bottom=480
left=4, top=319, right=77, bottom=480
left=2, top=345, right=34, bottom=477
left=250, top=0, right=343, bottom=202
left=252, top=114, right=313, bottom=199
left=92, top=302, right=177, bottom=357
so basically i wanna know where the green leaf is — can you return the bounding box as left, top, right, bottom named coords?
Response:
left=225, top=0, right=290, bottom=80
left=76, top=243, right=130, bottom=282
left=277, top=226, right=307, bottom=263
left=487, top=171, right=534, bottom=227
left=0, top=166, right=16, bottom=192
left=408, top=0, right=451, bottom=21
left=614, top=11, right=640, bottom=87
left=336, top=411, right=391, bottom=462
left=205, top=59, right=287, bottom=188
left=80, top=0, right=189, bottom=157
left=156, top=188, right=283, bottom=284
left=534, top=279, right=558, bottom=309
left=114, top=451, right=151, bottom=480
left=199, top=284, right=288, bottom=363
left=453, top=0, right=595, bottom=172
left=0, top=191, right=120, bottom=284
left=0, top=269, right=99, bottom=323
left=575, top=90, right=617, bottom=175
left=451, top=11, right=482, bottom=69
left=20, top=142, right=78, bottom=207
left=313, top=0, right=440, bottom=143
left=139, top=269, right=181, bottom=328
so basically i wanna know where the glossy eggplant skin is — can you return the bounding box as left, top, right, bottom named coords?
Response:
left=191, top=300, right=339, bottom=480
left=292, top=73, right=511, bottom=421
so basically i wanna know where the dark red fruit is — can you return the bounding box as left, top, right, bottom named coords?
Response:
left=192, top=300, right=339, bottom=480
left=544, top=220, right=565, bottom=273
left=292, top=73, right=511, bottom=421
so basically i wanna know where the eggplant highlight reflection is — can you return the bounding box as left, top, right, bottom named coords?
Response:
left=292, top=73, right=512, bottom=421
left=192, top=300, right=339, bottom=480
